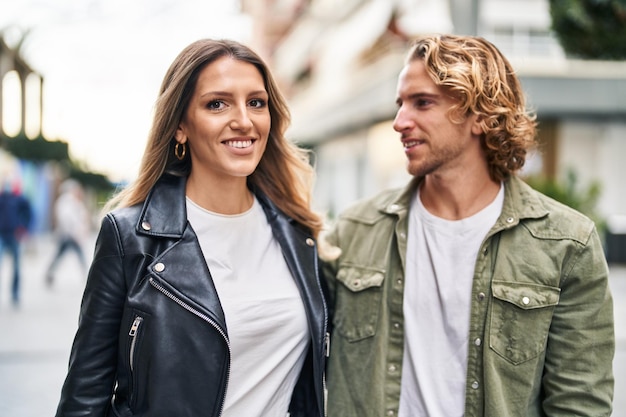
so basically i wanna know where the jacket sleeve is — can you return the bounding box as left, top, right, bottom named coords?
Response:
left=542, top=225, right=615, bottom=415
left=55, top=214, right=127, bottom=417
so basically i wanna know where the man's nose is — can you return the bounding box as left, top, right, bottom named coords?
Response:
left=393, top=105, right=412, bottom=133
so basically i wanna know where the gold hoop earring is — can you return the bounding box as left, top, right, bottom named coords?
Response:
left=174, top=142, right=186, bottom=160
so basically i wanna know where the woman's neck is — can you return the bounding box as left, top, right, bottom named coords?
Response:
left=185, top=174, right=253, bottom=215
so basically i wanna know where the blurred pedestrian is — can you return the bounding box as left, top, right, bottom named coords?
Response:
left=46, top=179, right=90, bottom=286
left=55, top=38, right=327, bottom=417
left=0, top=178, right=33, bottom=306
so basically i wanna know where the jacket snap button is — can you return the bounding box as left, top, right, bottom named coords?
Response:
left=305, top=238, right=314, bottom=246
left=522, top=296, right=530, bottom=305
left=141, top=221, right=151, bottom=231
left=154, top=263, right=165, bottom=272
left=506, top=217, right=514, bottom=223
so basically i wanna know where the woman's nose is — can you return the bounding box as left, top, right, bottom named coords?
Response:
left=230, top=105, right=253, bottom=130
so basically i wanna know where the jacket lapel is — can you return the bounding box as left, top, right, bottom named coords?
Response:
left=136, top=174, right=228, bottom=332
left=256, top=192, right=326, bottom=346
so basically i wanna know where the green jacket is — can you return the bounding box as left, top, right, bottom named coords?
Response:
left=321, top=175, right=614, bottom=417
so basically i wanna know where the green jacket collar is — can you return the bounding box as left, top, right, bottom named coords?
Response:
left=377, top=175, right=549, bottom=226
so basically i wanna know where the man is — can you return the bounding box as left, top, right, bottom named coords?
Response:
left=0, top=178, right=33, bottom=306
left=321, top=35, right=614, bottom=417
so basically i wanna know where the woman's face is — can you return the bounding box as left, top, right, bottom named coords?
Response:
left=176, top=56, right=270, bottom=184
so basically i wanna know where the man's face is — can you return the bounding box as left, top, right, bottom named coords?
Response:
left=393, top=59, right=482, bottom=178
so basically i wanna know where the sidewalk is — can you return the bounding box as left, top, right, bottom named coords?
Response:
left=0, top=234, right=88, bottom=417
left=1, top=234, right=625, bottom=416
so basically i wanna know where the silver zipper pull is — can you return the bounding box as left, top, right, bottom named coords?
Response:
left=325, top=332, right=331, bottom=357
left=129, top=316, right=143, bottom=336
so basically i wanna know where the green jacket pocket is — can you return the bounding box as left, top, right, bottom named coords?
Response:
left=489, top=280, right=560, bottom=365
left=333, top=265, right=385, bottom=342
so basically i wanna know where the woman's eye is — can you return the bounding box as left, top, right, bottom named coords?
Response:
left=207, top=100, right=225, bottom=110
left=249, top=99, right=267, bottom=108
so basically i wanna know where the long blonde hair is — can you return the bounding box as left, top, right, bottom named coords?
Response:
left=105, top=39, right=322, bottom=237
left=407, top=34, right=538, bottom=182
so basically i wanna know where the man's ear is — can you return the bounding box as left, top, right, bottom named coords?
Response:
left=471, top=115, right=484, bottom=136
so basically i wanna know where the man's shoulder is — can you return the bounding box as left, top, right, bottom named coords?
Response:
left=507, top=177, right=597, bottom=243
left=338, top=187, right=408, bottom=225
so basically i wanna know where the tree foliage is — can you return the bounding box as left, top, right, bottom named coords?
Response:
left=549, top=0, right=626, bottom=59
left=1, top=133, right=69, bottom=161
left=65, top=163, right=115, bottom=194
left=1, top=133, right=114, bottom=193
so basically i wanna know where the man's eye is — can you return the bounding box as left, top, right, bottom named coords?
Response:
left=249, top=99, right=266, bottom=108
left=416, top=99, right=431, bottom=107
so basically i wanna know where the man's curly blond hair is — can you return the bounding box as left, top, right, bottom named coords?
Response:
left=407, top=34, right=538, bottom=182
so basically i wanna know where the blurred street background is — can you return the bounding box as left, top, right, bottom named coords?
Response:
left=1, top=0, right=625, bottom=416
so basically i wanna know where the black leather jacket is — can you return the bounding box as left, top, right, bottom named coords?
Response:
left=56, top=174, right=328, bottom=417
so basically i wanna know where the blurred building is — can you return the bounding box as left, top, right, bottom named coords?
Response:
left=0, top=34, right=44, bottom=139
left=1, top=34, right=52, bottom=234
left=242, top=0, right=626, bottom=236
left=1, top=34, right=99, bottom=236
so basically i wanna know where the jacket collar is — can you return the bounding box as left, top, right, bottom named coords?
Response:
left=135, top=173, right=304, bottom=238
left=497, top=175, right=549, bottom=228
left=378, top=176, right=419, bottom=218
left=377, top=175, right=549, bottom=226
left=136, top=174, right=189, bottom=238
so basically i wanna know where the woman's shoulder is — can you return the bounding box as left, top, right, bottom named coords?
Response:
left=102, top=203, right=144, bottom=230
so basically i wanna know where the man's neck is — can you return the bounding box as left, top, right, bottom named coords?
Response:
left=418, top=170, right=501, bottom=221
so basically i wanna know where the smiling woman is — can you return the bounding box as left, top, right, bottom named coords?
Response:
left=54, top=38, right=328, bottom=417
left=174, top=56, right=272, bottom=213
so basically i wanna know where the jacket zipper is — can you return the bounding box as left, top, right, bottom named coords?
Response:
left=149, top=277, right=231, bottom=417
left=128, top=316, right=143, bottom=373
left=313, top=249, right=330, bottom=417
left=323, top=331, right=330, bottom=417
left=310, top=248, right=329, bottom=417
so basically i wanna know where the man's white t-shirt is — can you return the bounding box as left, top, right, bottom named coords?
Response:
left=399, top=185, right=504, bottom=417
left=186, top=196, right=310, bottom=417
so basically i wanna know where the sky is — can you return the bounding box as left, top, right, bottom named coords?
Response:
left=1, top=0, right=251, bottom=182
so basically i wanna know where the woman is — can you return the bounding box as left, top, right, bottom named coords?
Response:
left=55, top=39, right=328, bottom=417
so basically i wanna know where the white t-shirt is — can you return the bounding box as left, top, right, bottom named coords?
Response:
left=399, top=185, right=504, bottom=417
left=186, top=196, right=310, bottom=417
